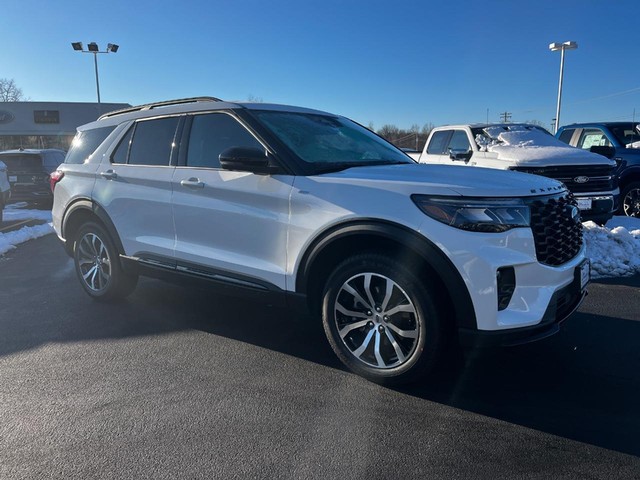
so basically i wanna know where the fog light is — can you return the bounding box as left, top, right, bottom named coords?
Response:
left=497, top=267, right=516, bottom=311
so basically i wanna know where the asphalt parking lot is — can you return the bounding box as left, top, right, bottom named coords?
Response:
left=1, top=234, right=639, bottom=479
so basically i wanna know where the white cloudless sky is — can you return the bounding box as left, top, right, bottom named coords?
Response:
left=2, top=0, right=639, bottom=130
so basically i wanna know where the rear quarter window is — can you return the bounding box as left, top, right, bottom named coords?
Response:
left=557, top=129, right=575, bottom=145
left=65, top=126, right=115, bottom=164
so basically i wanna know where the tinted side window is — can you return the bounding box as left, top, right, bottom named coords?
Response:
left=426, top=131, right=451, bottom=154
left=448, top=130, right=471, bottom=151
left=186, top=114, right=263, bottom=168
left=111, top=127, right=134, bottom=164
left=557, top=128, right=575, bottom=145
left=65, top=126, right=115, bottom=164
left=128, top=117, right=180, bottom=166
left=577, top=128, right=611, bottom=150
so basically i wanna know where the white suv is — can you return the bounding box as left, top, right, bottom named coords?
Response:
left=51, top=98, right=589, bottom=385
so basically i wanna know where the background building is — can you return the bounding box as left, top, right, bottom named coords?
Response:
left=0, top=101, right=129, bottom=151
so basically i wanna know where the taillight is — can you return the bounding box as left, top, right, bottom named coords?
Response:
left=50, top=170, right=64, bottom=192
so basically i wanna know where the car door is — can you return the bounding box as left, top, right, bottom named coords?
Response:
left=421, top=130, right=452, bottom=164
left=93, top=116, right=180, bottom=264
left=171, top=112, right=293, bottom=290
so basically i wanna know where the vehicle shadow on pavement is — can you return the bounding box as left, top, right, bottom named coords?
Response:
left=126, top=277, right=640, bottom=458
left=1, top=236, right=638, bottom=459
left=400, top=309, right=640, bottom=457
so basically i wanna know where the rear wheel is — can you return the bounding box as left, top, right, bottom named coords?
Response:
left=321, top=253, right=446, bottom=385
left=73, top=222, right=138, bottom=301
left=621, top=182, right=640, bottom=217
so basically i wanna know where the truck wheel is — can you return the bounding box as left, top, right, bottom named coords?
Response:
left=321, top=253, right=445, bottom=385
left=621, top=182, right=640, bottom=217
left=73, top=222, right=138, bottom=301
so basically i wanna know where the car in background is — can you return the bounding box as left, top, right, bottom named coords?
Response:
left=556, top=122, right=640, bottom=217
left=412, top=124, right=619, bottom=224
left=0, top=159, right=10, bottom=223
left=0, top=148, right=66, bottom=207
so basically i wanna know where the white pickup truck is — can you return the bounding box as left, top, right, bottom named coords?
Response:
left=411, top=124, right=619, bottom=224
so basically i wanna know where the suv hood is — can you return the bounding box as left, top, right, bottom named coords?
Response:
left=485, top=129, right=616, bottom=167
left=318, top=163, right=565, bottom=197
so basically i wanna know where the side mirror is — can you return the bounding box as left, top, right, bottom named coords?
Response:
left=589, top=145, right=615, bottom=159
left=219, top=147, right=278, bottom=174
left=449, top=149, right=473, bottom=162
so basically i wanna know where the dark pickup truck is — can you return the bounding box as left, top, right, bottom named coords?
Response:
left=556, top=122, right=640, bottom=217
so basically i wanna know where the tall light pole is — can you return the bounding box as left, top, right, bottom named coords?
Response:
left=549, top=41, right=578, bottom=134
left=71, top=42, right=119, bottom=104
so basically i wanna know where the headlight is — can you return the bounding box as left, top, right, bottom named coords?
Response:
left=411, top=195, right=530, bottom=233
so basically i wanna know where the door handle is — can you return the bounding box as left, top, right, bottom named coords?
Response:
left=100, top=170, right=118, bottom=180
left=180, top=177, right=204, bottom=189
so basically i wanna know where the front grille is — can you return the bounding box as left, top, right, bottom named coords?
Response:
left=526, top=192, right=583, bottom=266
left=513, top=165, right=616, bottom=194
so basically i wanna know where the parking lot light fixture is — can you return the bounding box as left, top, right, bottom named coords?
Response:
left=71, top=41, right=120, bottom=104
left=549, top=41, right=578, bottom=134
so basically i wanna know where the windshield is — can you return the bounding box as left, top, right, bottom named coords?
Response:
left=609, top=124, right=640, bottom=146
left=252, top=111, right=413, bottom=171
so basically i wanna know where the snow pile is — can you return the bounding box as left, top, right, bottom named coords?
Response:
left=584, top=216, right=640, bottom=278
left=0, top=205, right=54, bottom=256
left=3, top=203, right=53, bottom=222
left=0, top=222, right=54, bottom=256
left=482, top=126, right=613, bottom=166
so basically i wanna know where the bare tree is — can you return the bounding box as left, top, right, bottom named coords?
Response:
left=377, top=123, right=432, bottom=151
left=0, top=78, right=24, bottom=102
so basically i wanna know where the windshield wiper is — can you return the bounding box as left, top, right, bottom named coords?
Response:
left=313, top=160, right=410, bottom=174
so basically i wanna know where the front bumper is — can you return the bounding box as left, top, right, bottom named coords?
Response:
left=458, top=272, right=587, bottom=347
left=574, top=193, right=617, bottom=223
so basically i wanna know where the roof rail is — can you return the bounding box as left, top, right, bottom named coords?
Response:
left=98, top=96, right=223, bottom=120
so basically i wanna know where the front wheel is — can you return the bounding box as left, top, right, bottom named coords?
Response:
left=621, top=182, right=640, bottom=217
left=321, top=253, right=445, bottom=385
left=73, top=222, right=138, bottom=301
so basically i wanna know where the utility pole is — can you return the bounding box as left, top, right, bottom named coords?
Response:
left=499, top=111, right=512, bottom=123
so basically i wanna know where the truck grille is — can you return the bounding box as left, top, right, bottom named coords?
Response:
left=526, top=192, right=583, bottom=266
left=512, top=165, right=616, bottom=194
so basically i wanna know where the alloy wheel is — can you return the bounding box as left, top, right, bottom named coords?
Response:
left=623, top=187, right=640, bottom=217
left=333, top=272, right=420, bottom=369
left=77, top=232, right=112, bottom=292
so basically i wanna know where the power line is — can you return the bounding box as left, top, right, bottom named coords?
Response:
left=499, top=111, right=512, bottom=122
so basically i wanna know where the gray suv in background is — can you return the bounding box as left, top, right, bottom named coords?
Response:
left=0, top=148, right=65, bottom=207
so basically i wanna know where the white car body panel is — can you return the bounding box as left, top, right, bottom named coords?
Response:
left=171, top=168, right=293, bottom=288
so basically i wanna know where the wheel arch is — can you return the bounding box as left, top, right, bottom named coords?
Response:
left=618, top=166, right=640, bottom=191
left=295, top=220, right=477, bottom=330
left=61, top=199, right=125, bottom=257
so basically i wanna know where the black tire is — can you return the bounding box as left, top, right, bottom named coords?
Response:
left=0, top=201, right=4, bottom=224
left=321, top=253, right=446, bottom=385
left=73, top=222, right=138, bottom=301
left=621, top=181, right=640, bottom=218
